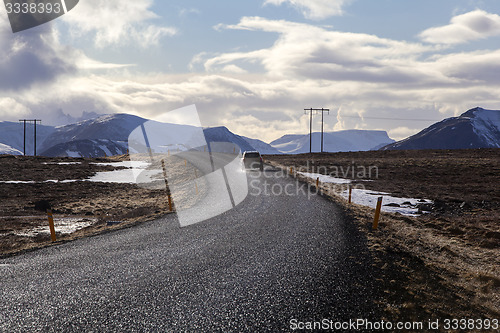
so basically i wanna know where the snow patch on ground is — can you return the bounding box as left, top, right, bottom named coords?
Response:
left=43, top=162, right=82, bottom=165
left=88, top=161, right=158, bottom=184
left=299, top=172, right=432, bottom=216
left=340, top=189, right=432, bottom=217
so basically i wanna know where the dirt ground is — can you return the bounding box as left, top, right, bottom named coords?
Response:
left=0, top=154, right=206, bottom=257
left=264, top=149, right=500, bottom=321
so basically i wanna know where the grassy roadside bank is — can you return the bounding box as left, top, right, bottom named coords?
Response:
left=264, top=149, right=500, bottom=321
left=0, top=154, right=204, bottom=258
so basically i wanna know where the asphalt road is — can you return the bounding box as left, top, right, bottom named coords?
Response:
left=0, top=164, right=381, bottom=332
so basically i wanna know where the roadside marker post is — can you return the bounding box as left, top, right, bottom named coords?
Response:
left=167, top=196, right=173, bottom=212
left=348, top=186, right=352, bottom=204
left=161, top=159, right=174, bottom=212
left=46, top=209, right=57, bottom=242
left=194, top=169, right=199, bottom=195
left=372, top=197, right=383, bottom=229
left=316, top=177, right=319, bottom=189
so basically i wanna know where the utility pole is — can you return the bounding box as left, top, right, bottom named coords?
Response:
left=21, top=119, right=26, bottom=155
left=303, top=108, right=329, bottom=153
left=319, top=108, right=329, bottom=153
left=305, top=108, right=313, bottom=153
left=19, top=119, right=42, bottom=156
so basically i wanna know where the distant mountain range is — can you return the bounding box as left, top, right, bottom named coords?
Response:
left=382, top=107, right=500, bottom=150
left=0, top=114, right=271, bottom=157
left=0, top=113, right=396, bottom=157
left=269, top=130, right=394, bottom=154
left=4, top=107, right=496, bottom=157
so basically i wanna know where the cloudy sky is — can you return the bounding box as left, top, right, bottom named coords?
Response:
left=1, top=0, right=500, bottom=142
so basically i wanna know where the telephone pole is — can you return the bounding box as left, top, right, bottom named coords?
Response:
left=319, top=108, right=329, bottom=153
left=19, top=119, right=42, bottom=156
left=304, top=108, right=329, bottom=153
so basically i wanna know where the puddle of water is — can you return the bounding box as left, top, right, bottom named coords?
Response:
left=42, top=162, right=82, bottom=165
left=14, top=217, right=97, bottom=237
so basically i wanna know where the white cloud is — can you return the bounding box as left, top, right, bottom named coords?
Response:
left=388, top=127, right=420, bottom=141
left=2, top=12, right=500, bottom=143
left=221, top=65, right=248, bottom=74
left=63, top=0, right=177, bottom=48
left=210, top=17, right=437, bottom=83
left=263, top=0, right=352, bottom=20
left=419, top=9, right=500, bottom=45
left=0, top=97, right=30, bottom=120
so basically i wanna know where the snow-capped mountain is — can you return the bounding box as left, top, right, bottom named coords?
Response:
left=381, top=107, right=500, bottom=150
left=0, top=114, right=273, bottom=157
left=39, top=114, right=147, bottom=153
left=1, top=112, right=394, bottom=157
left=0, top=143, right=22, bottom=155
left=270, top=130, right=395, bottom=154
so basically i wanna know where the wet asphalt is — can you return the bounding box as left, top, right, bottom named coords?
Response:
left=0, top=166, right=381, bottom=332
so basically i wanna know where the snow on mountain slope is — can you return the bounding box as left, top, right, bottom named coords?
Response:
left=203, top=127, right=255, bottom=153
left=39, top=114, right=147, bottom=153
left=382, top=107, right=500, bottom=150
left=42, top=139, right=129, bottom=158
left=0, top=143, right=22, bottom=155
left=270, top=130, right=395, bottom=154
left=241, top=136, right=281, bottom=154
left=468, top=108, right=500, bottom=147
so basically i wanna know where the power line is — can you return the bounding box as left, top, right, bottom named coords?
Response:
left=337, top=115, right=441, bottom=122
left=304, top=108, right=329, bottom=153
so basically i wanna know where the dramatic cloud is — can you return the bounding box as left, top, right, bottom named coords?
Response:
left=0, top=13, right=77, bottom=91
left=210, top=17, right=437, bottom=83
left=419, top=10, right=500, bottom=44
left=263, top=0, right=352, bottom=20
left=62, top=0, right=177, bottom=48
left=2, top=8, right=500, bottom=142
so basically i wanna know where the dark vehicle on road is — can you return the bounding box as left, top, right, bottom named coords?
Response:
left=242, top=151, right=264, bottom=171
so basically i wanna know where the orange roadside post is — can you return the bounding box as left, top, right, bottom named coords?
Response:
left=373, top=197, right=383, bottom=229
left=46, top=209, right=56, bottom=242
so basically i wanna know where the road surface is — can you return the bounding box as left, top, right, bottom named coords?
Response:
left=0, top=164, right=381, bottom=332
